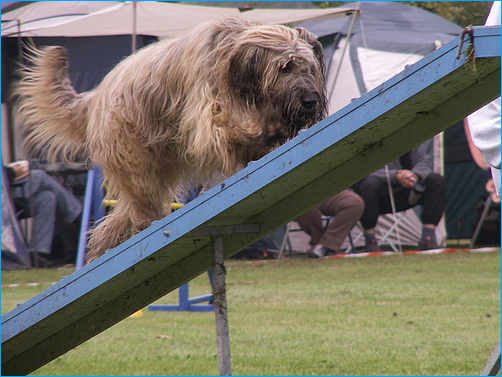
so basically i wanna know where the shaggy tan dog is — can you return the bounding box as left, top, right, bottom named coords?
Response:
left=14, top=16, right=327, bottom=263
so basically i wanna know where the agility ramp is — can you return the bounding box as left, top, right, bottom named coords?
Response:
left=2, top=26, right=500, bottom=375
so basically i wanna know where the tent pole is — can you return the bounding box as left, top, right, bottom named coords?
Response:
left=384, top=165, right=403, bottom=253
left=132, top=1, right=137, bottom=53
left=328, top=10, right=359, bottom=104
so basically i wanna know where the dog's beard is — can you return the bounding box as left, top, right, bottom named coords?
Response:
left=279, top=93, right=324, bottom=140
left=246, top=105, right=320, bottom=157
left=287, top=108, right=320, bottom=134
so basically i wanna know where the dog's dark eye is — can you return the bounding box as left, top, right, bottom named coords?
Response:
left=280, top=62, right=293, bottom=74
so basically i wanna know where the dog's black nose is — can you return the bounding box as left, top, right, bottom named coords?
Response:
left=302, top=95, right=317, bottom=109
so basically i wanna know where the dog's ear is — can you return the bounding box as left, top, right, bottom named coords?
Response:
left=295, top=27, right=326, bottom=77
left=229, top=47, right=262, bottom=101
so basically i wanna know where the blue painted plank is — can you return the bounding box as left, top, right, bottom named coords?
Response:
left=2, top=26, right=500, bottom=376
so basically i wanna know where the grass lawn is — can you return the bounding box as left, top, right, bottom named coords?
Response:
left=2, top=249, right=500, bottom=376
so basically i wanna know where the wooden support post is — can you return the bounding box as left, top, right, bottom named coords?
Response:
left=190, top=224, right=260, bottom=376
left=212, top=235, right=231, bottom=376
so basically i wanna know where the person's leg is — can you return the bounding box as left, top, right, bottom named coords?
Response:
left=417, top=173, right=446, bottom=249
left=28, top=190, right=56, bottom=254
left=19, top=170, right=82, bottom=224
left=296, top=206, right=324, bottom=247
left=352, top=177, right=390, bottom=251
left=28, top=190, right=57, bottom=267
left=318, top=190, right=364, bottom=253
left=353, top=176, right=415, bottom=251
left=352, top=176, right=385, bottom=231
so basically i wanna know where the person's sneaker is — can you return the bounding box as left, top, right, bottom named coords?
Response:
left=418, top=236, right=439, bottom=250
left=307, top=244, right=326, bottom=258
left=365, top=238, right=382, bottom=253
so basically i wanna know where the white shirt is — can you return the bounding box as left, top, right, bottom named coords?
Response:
left=467, top=1, right=501, bottom=194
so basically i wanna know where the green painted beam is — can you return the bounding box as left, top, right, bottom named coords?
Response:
left=2, top=26, right=500, bottom=376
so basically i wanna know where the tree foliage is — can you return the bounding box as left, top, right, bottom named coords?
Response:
left=403, top=2, right=493, bottom=27
left=313, top=1, right=493, bottom=27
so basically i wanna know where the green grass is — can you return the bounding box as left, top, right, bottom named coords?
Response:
left=2, top=250, right=500, bottom=376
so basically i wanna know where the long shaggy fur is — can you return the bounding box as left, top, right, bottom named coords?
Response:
left=13, top=16, right=327, bottom=263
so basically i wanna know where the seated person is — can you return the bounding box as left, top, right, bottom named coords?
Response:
left=352, top=142, right=446, bottom=252
left=296, top=189, right=364, bottom=258
left=5, top=161, right=83, bottom=267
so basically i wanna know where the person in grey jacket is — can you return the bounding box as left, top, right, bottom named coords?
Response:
left=352, top=141, right=445, bottom=252
left=6, top=162, right=82, bottom=267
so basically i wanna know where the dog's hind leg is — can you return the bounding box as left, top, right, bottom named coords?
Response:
left=85, top=198, right=166, bottom=263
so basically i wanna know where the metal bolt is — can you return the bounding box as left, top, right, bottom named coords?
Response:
left=163, top=230, right=170, bottom=237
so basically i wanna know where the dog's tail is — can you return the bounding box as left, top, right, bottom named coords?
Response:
left=13, top=46, right=91, bottom=162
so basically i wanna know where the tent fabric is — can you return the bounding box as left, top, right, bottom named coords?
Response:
left=299, top=1, right=462, bottom=113
left=443, top=121, right=492, bottom=239
left=2, top=168, right=31, bottom=270
left=27, top=35, right=156, bottom=92
left=323, top=34, right=429, bottom=114
left=2, top=1, right=120, bottom=36
left=355, top=30, right=451, bottom=55
left=2, top=1, right=353, bottom=38
left=300, top=1, right=461, bottom=38
left=353, top=44, right=423, bottom=94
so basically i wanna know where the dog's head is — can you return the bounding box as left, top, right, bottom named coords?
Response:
left=226, top=23, right=327, bottom=147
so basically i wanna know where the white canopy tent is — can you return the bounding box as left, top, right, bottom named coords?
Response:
left=2, top=1, right=355, bottom=38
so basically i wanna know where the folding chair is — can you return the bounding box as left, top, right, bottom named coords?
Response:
left=320, top=216, right=360, bottom=254
left=279, top=208, right=412, bottom=256
left=3, top=167, right=43, bottom=266
left=278, top=216, right=359, bottom=258
left=1, top=168, right=32, bottom=268
left=470, top=194, right=500, bottom=249
left=6, top=172, right=35, bottom=242
left=276, top=221, right=307, bottom=260
left=376, top=211, right=408, bottom=252
left=342, top=222, right=364, bottom=253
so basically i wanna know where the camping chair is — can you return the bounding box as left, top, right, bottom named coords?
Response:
left=1, top=167, right=32, bottom=269
left=276, top=221, right=307, bottom=260
left=375, top=211, right=408, bottom=252
left=342, top=221, right=364, bottom=253
left=3, top=167, right=35, bottom=243
left=341, top=211, right=410, bottom=253
left=470, top=194, right=501, bottom=249
left=10, top=182, right=34, bottom=221
left=322, top=216, right=358, bottom=254
left=277, top=216, right=358, bottom=259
